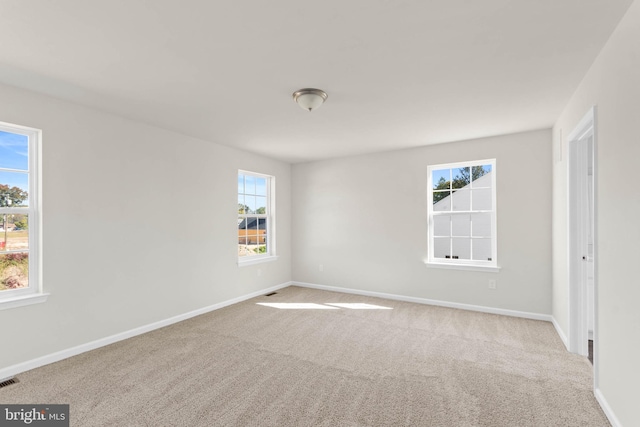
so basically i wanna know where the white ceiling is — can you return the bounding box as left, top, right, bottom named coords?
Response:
left=0, top=0, right=633, bottom=163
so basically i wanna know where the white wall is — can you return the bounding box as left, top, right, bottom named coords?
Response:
left=0, top=83, right=291, bottom=370
left=552, top=1, right=640, bottom=425
left=292, top=129, right=552, bottom=314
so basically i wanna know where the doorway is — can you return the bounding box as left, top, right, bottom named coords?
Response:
left=568, top=107, right=596, bottom=364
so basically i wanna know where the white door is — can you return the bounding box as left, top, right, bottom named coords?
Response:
left=568, top=108, right=596, bottom=358
left=583, top=136, right=595, bottom=342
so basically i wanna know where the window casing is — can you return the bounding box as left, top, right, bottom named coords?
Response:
left=427, top=159, right=497, bottom=270
left=0, top=121, right=44, bottom=309
left=238, top=170, right=276, bottom=265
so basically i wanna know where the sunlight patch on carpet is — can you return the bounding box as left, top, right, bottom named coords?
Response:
left=257, top=302, right=393, bottom=310
left=257, top=303, right=340, bottom=310
left=325, top=303, right=393, bottom=310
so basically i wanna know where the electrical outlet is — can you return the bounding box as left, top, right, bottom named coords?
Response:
left=488, top=279, right=497, bottom=290
left=319, top=264, right=324, bottom=272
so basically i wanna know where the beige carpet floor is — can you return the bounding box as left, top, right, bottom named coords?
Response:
left=1, top=286, right=608, bottom=426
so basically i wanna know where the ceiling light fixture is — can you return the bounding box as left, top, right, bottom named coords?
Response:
left=292, top=88, right=328, bottom=112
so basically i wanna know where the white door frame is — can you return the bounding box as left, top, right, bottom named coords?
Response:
left=567, top=107, right=597, bottom=374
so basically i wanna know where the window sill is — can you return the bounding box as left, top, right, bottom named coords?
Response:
left=238, top=255, right=279, bottom=267
left=0, top=293, right=50, bottom=311
left=425, top=262, right=501, bottom=273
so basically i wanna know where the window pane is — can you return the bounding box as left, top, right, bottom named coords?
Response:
left=0, top=171, right=29, bottom=207
left=256, top=196, right=267, bottom=214
left=258, top=218, right=267, bottom=236
left=238, top=231, right=247, bottom=246
left=245, top=175, right=256, bottom=195
left=452, top=167, right=470, bottom=189
left=238, top=218, right=247, bottom=238
left=471, top=213, right=491, bottom=237
left=0, top=130, right=29, bottom=171
left=432, top=169, right=450, bottom=190
left=433, top=192, right=450, bottom=211
left=248, top=225, right=257, bottom=245
left=257, top=222, right=267, bottom=253
left=256, top=177, right=267, bottom=196
left=238, top=217, right=248, bottom=257
left=238, top=195, right=246, bottom=214
left=433, top=237, right=449, bottom=259
left=472, top=165, right=492, bottom=188
left=245, top=196, right=256, bottom=214
left=1, top=214, right=29, bottom=251
left=238, top=174, right=245, bottom=194
left=472, top=239, right=492, bottom=261
left=0, top=252, right=29, bottom=291
left=452, top=214, right=470, bottom=237
left=452, top=189, right=470, bottom=211
left=433, top=215, right=450, bottom=237
left=472, top=188, right=492, bottom=211
left=452, top=238, right=471, bottom=260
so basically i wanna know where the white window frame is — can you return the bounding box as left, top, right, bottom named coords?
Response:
left=426, top=159, right=499, bottom=272
left=237, top=170, right=277, bottom=266
left=0, top=121, right=46, bottom=310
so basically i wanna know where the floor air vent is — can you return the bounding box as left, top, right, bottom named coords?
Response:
left=0, top=378, right=18, bottom=388
left=264, top=292, right=278, bottom=297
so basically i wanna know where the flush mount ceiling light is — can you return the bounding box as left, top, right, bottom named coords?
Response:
left=292, top=88, right=328, bottom=112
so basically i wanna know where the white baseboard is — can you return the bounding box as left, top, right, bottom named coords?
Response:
left=0, top=281, right=292, bottom=382
left=293, top=281, right=553, bottom=321
left=595, top=388, right=622, bottom=427
left=551, top=316, right=570, bottom=351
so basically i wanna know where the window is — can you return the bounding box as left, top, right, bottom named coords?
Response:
left=238, top=170, right=276, bottom=265
left=427, top=159, right=498, bottom=271
left=0, top=121, right=45, bottom=309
